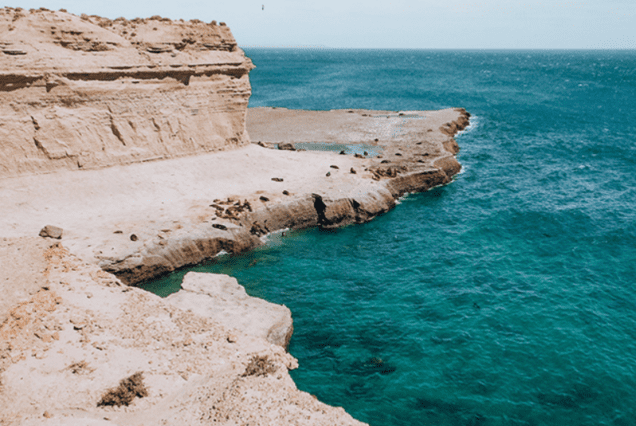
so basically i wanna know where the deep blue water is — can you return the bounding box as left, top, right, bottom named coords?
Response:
left=144, top=50, right=636, bottom=426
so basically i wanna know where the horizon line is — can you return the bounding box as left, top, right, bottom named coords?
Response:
left=240, top=46, right=636, bottom=51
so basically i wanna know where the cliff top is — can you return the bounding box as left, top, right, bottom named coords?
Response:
left=0, top=7, right=246, bottom=75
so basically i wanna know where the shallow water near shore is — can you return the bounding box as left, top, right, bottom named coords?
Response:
left=286, top=142, right=382, bottom=157
left=145, top=49, right=636, bottom=425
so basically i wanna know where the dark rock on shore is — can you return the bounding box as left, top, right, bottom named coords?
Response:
left=278, top=143, right=296, bottom=151
left=39, top=225, right=63, bottom=239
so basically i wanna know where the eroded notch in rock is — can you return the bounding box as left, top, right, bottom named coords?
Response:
left=311, top=193, right=328, bottom=227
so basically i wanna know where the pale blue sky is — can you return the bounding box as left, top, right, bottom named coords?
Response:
left=8, top=0, right=636, bottom=49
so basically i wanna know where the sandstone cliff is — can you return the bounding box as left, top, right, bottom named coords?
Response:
left=0, top=7, right=253, bottom=178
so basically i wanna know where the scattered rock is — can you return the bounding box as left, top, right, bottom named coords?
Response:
left=339, top=150, right=346, bottom=155
left=363, top=151, right=368, bottom=156
left=130, top=234, right=138, bottom=241
left=330, top=165, right=339, bottom=169
left=326, top=172, right=331, bottom=177
left=374, top=138, right=379, bottom=142
left=395, top=153, right=402, bottom=156
left=212, top=224, right=227, bottom=231
left=372, top=165, right=404, bottom=179
left=416, top=142, right=422, bottom=145
left=350, top=168, right=357, bottom=174
left=3, top=49, right=27, bottom=56
left=114, top=230, right=123, bottom=234
left=67, top=361, right=94, bottom=375
left=257, top=141, right=266, bottom=147
left=277, top=143, right=295, bottom=151
left=259, top=196, right=269, bottom=202
left=242, top=355, right=278, bottom=377
left=282, top=190, right=290, bottom=195
left=71, top=318, right=87, bottom=330
left=271, top=177, right=283, bottom=182
left=210, top=199, right=252, bottom=220
left=250, top=221, right=268, bottom=237
left=381, top=160, right=390, bottom=164
left=43, top=412, right=53, bottom=419
left=39, top=225, right=63, bottom=239
left=227, top=333, right=237, bottom=343
left=354, top=153, right=364, bottom=159
left=98, top=372, right=148, bottom=407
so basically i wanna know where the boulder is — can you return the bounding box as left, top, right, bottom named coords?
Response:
left=39, top=225, right=63, bottom=239
left=278, top=143, right=296, bottom=151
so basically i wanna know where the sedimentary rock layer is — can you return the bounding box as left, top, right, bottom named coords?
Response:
left=0, top=8, right=253, bottom=178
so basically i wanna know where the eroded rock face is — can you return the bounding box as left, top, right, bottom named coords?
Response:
left=0, top=241, right=365, bottom=426
left=166, top=272, right=294, bottom=348
left=0, top=8, right=253, bottom=178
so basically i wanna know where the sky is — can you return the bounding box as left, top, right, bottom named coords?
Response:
left=6, top=0, right=636, bottom=49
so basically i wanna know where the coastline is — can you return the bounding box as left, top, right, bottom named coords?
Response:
left=0, top=106, right=468, bottom=425
left=0, top=8, right=472, bottom=424
left=102, top=107, right=470, bottom=286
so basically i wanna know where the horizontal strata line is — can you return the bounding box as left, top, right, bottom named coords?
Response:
left=0, top=66, right=250, bottom=82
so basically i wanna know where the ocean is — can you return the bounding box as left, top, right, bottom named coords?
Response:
left=144, top=49, right=636, bottom=425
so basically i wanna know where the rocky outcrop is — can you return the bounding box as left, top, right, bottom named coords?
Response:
left=0, top=8, right=253, bottom=178
left=166, top=272, right=293, bottom=348
left=0, top=241, right=365, bottom=426
left=100, top=108, right=471, bottom=286
left=38, top=225, right=63, bottom=239
left=102, top=226, right=260, bottom=285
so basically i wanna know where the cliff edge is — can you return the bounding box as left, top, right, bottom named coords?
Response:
left=0, top=7, right=253, bottom=178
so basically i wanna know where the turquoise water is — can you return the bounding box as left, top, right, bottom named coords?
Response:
left=145, top=50, right=636, bottom=425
